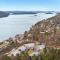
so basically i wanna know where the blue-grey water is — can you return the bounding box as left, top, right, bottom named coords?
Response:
left=0, top=13, right=56, bottom=41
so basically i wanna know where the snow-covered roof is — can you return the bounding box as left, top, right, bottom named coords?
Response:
left=40, top=32, right=45, bottom=34
left=35, top=45, right=45, bottom=50
left=24, top=43, right=35, bottom=48
left=7, top=43, right=45, bottom=56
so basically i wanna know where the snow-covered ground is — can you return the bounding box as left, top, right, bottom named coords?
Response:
left=7, top=43, right=45, bottom=56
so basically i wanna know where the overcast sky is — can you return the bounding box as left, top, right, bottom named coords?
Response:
left=0, top=0, right=60, bottom=11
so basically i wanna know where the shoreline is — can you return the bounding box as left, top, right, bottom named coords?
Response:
left=0, top=13, right=56, bottom=42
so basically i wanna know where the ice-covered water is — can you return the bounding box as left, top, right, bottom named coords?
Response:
left=0, top=13, right=56, bottom=41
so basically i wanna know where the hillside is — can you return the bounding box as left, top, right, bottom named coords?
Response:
left=7, top=11, right=38, bottom=15
left=7, top=11, right=55, bottom=15
left=0, top=14, right=60, bottom=57
left=0, top=11, right=9, bottom=18
left=27, top=14, right=60, bottom=48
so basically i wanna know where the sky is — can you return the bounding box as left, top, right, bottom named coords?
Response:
left=0, top=0, right=60, bottom=11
